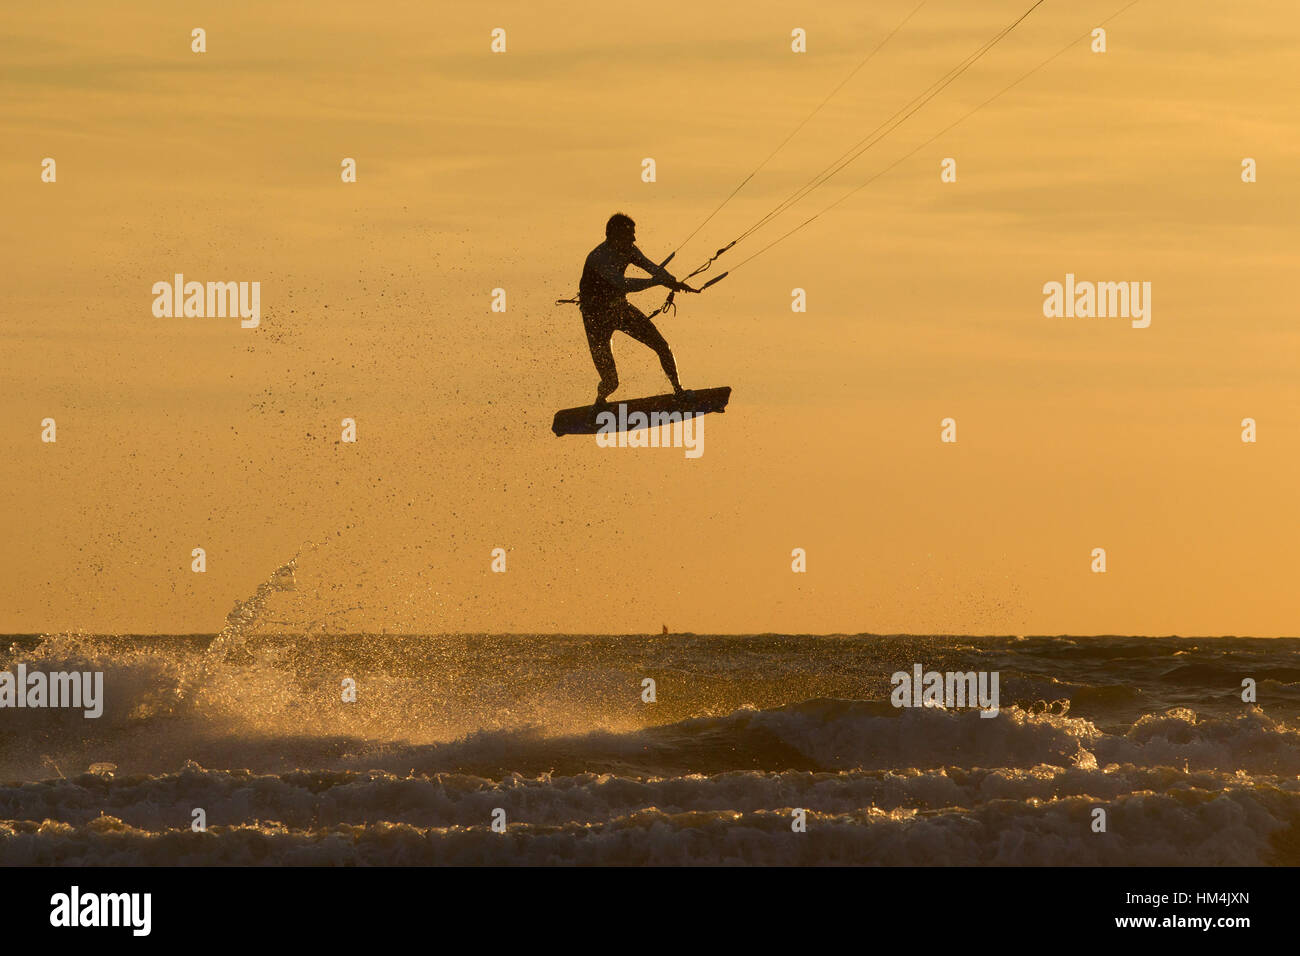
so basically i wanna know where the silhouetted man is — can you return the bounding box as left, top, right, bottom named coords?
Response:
left=578, top=213, right=694, bottom=406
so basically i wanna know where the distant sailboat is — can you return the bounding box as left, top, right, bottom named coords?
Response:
left=661, top=624, right=669, bottom=636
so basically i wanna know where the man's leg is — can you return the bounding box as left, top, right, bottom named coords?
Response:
left=582, top=310, right=619, bottom=405
left=618, top=304, right=686, bottom=395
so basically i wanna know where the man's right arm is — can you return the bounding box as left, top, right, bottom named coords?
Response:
left=629, top=245, right=693, bottom=292
left=595, top=255, right=658, bottom=293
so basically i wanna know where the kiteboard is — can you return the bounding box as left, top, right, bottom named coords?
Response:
left=552, top=386, right=732, bottom=436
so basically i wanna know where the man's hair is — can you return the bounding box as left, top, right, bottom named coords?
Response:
left=605, top=212, right=635, bottom=239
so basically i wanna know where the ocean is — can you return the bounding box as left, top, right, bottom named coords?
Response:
left=2, top=632, right=1298, bottom=865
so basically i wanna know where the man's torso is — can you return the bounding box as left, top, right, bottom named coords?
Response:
left=579, top=241, right=630, bottom=310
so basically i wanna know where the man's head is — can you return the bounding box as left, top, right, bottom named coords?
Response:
left=605, top=212, right=636, bottom=248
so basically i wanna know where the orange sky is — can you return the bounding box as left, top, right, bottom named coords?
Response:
left=3, top=0, right=1298, bottom=635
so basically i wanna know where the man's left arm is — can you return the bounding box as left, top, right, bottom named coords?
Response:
left=630, top=246, right=676, bottom=286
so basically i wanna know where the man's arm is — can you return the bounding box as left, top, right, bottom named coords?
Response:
left=629, top=245, right=675, bottom=286
left=594, top=250, right=659, bottom=293
left=630, top=245, right=695, bottom=292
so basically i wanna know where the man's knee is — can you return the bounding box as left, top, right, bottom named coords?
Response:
left=640, top=328, right=672, bottom=360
